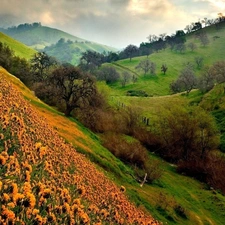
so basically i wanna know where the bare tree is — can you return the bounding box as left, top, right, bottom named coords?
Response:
left=161, top=64, right=168, bottom=75
left=195, top=56, right=204, bottom=69
left=198, top=66, right=215, bottom=92
left=136, top=59, right=156, bottom=75
left=187, top=42, right=197, bottom=52
left=175, top=43, right=186, bottom=53
left=212, top=61, right=225, bottom=83
left=170, top=66, right=197, bottom=95
left=121, top=71, right=131, bottom=87
left=198, top=31, right=210, bottom=47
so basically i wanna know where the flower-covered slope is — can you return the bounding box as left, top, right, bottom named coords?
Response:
left=0, top=69, right=160, bottom=224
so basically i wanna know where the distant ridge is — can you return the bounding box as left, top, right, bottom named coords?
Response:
left=0, top=23, right=117, bottom=64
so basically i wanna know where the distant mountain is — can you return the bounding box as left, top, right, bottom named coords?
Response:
left=0, top=32, right=36, bottom=60
left=0, top=23, right=118, bottom=65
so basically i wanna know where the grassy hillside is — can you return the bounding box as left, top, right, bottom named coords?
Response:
left=105, top=23, right=225, bottom=97
left=0, top=32, right=36, bottom=60
left=44, top=40, right=118, bottom=65
left=1, top=67, right=225, bottom=224
left=0, top=24, right=117, bottom=65
left=0, top=67, right=159, bottom=225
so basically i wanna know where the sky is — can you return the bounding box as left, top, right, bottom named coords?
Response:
left=0, top=0, right=224, bottom=48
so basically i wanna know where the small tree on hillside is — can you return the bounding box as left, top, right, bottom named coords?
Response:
left=198, top=66, right=215, bottom=92
left=121, top=71, right=131, bottom=87
left=97, top=66, right=120, bottom=84
left=197, top=31, right=210, bottom=47
left=136, top=59, right=156, bottom=75
left=187, top=42, right=197, bottom=52
left=170, top=66, right=197, bottom=95
left=195, top=56, right=204, bottom=69
left=212, top=61, right=225, bottom=83
left=161, top=64, right=168, bottom=75
left=123, top=44, right=139, bottom=61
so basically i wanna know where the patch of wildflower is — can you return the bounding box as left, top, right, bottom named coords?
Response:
left=0, top=70, right=161, bottom=225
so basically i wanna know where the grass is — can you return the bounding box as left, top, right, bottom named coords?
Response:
left=2, top=66, right=225, bottom=224
left=103, top=23, right=225, bottom=98
left=0, top=32, right=36, bottom=60
left=2, top=22, right=225, bottom=225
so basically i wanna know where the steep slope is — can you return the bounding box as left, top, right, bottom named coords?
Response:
left=0, top=67, right=159, bottom=224
left=0, top=32, right=36, bottom=60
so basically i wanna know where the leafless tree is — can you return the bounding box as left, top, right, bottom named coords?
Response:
left=187, top=42, right=197, bottom=52
left=195, top=56, right=204, bottom=69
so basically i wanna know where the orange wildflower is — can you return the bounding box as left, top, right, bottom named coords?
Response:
left=3, top=193, right=10, bottom=202
left=13, top=193, right=25, bottom=205
left=24, top=193, right=36, bottom=208
left=1, top=206, right=15, bottom=221
left=0, top=155, right=6, bottom=165
left=11, top=183, right=18, bottom=195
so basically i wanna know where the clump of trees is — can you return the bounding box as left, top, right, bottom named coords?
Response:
left=135, top=59, right=156, bottom=75
left=0, top=41, right=30, bottom=85
left=170, top=66, right=197, bottom=95
left=171, top=61, right=225, bottom=95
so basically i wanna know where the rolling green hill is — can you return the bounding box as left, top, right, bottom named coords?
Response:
left=0, top=32, right=36, bottom=60
left=104, top=22, right=225, bottom=97
left=1, top=65, right=225, bottom=225
left=1, top=21, right=225, bottom=225
left=0, top=23, right=117, bottom=65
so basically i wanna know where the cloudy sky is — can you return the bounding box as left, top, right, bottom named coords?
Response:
left=0, top=0, right=224, bottom=48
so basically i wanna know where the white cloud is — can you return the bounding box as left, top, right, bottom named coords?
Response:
left=0, top=0, right=223, bottom=48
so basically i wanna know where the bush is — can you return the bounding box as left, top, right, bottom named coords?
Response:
left=174, top=205, right=188, bottom=219
left=126, top=90, right=148, bottom=97
left=144, top=160, right=163, bottom=184
left=177, top=152, right=225, bottom=193
left=102, top=133, right=147, bottom=168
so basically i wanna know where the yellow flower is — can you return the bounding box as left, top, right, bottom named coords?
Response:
left=11, top=183, right=18, bottom=195
left=25, top=170, right=31, bottom=182
left=0, top=155, right=6, bottom=165
left=42, top=188, right=51, bottom=199
left=1, top=207, right=15, bottom=220
left=47, top=212, right=56, bottom=223
left=32, top=209, right=40, bottom=215
left=23, top=182, right=31, bottom=194
left=0, top=133, right=4, bottom=140
left=39, top=146, right=47, bottom=158
left=24, top=193, right=36, bottom=208
left=35, top=142, right=42, bottom=150
left=13, top=193, right=25, bottom=205
left=3, top=193, right=10, bottom=202
left=0, top=181, right=2, bottom=191
left=7, top=202, right=15, bottom=208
